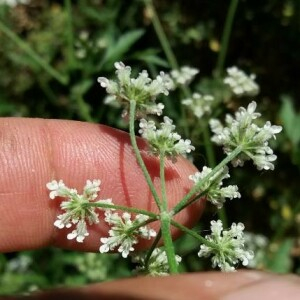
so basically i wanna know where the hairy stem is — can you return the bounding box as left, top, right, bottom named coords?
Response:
left=202, top=120, right=228, bottom=227
left=160, top=152, right=168, bottom=211
left=171, top=220, right=216, bottom=248
left=172, top=146, right=243, bottom=215
left=160, top=212, right=178, bottom=273
left=89, top=202, right=158, bottom=218
left=158, top=151, right=178, bottom=273
left=129, top=100, right=162, bottom=209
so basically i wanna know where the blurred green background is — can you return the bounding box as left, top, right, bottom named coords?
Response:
left=0, top=0, right=300, bottom=295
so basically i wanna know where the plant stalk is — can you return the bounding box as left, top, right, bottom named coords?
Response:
left=215, top=0, right=239, bottom=77
left=0, top=20, right=68, bottom=85
left=172, top=146, right=243, bottom=215
left=129, top=100, right=162, bottom=209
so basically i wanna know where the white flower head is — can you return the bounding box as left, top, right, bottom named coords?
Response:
left=99, top=211, right=156, bottom=258
left=189, top=166, right=240, bottom=208
left=98, top=62, right=174, bottom=118
left=46, top=179, right=113, bottom=243
left=133, top=248, right=182, bottom=276
left=224, top=66, right=259, bottom=97
left=139, top=116, right=195, bottom=159
left=210, top=101, right=282, bottom=170
left=182, top=93, right=214, bottom=119
left=170, top=66, right=199, bottom=86
left=198, top=220, right=254, bottom=272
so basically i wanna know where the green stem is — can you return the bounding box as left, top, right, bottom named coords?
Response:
left=171, top=220, right=215, bottom=248
left=144, top=0, right=178, bottom=70
left=172, top=146, right=243, bottom=215
left=202, top=120, right=228, bottom=227
left=128, top=218, right=157, bottom=235
left=65, top=0, right=76, bottom=69
left=0, top=20, right=68, bottom=85
left=160, top=212, right=178, bottom=273
left=129, top=100, right=162, bottom=209
left=144, top=0, right=192, bottom=137
left=215, top=0, right=239, bottom=77
left=158, top=151, right=178, bottom=273
left=202, top=122, right=216, bottom=167
left=174, top=191, right=206, bottom=213
left=89, top=202, right=158, bottom=219
left=160, top=152, right=168, bottom=210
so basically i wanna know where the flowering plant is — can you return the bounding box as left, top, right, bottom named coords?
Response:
left=47, top=61, right=282, bottom=275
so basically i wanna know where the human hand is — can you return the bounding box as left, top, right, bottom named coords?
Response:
left=0, top=118, right=299, bottom=299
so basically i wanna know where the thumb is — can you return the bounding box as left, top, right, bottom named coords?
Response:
left=0, top=118, right=203, bottom=252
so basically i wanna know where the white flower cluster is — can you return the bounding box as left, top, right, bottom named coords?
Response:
left=244, top=232, right=269, bottom=268
left=182, top=93, right=214, bottom=119
left=98, top=62, right=174, bottom=117
left=224, top=66, right=259, bottom=97
left=210, top=101, right=282, bottom=170
left=170, top=66, right=199, bottom=86
left=139, top=116, right=195, bottom=158
left=133, top=248, right=182, bottom=276
left=46, top=179, right=113, bottom=243
left=100, top=211, right=156, bottom=258
left=74, top=31, right=107, bottom=60
left=0, top=0, right=29, bottom=7
left=189, top=166, right=240, bottom=208
left=198, top=220, right=254, bottom=272
left=75, top=253, right=110, bottom=281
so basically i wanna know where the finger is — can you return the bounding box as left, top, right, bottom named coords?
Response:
left=6, top=271, right=300, bottom=300
left=0, top=118, right=202, bottom=252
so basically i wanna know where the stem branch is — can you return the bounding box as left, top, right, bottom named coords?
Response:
left=172, top=146, right=243, bottom=215
left=129, top=100, right=162, bottom=209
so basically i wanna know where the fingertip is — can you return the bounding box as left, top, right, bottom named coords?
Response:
left=0, top=118, right=202, bottom=252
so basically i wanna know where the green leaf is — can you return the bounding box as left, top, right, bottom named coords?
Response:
left=266, top=239, right=293, bottom=273
left=132, top=49, right=169, bottom=68
left=279, top=95, right=300, bottom=145
left=101, top=29, right=145, bottom=70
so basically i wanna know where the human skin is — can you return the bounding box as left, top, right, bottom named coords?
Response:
left=0, top=118, right=300, bottom=300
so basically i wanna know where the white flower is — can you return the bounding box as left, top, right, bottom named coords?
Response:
left=170, top=66, right=199, bottom=86
left=224, top=66, right=259, bottom=97
left=99, top=211, right=156, bottom=258
left=139, top=116, right=195, bottom=159
left=46, top=179, right=113, bottom=243
left=98, top=62, right=174, bottom=118
left=189, top=166, right=240, bottom=208
left=209, top=101, right=282, bottom=170
left=46, top=180, right=77, bottom=200
left=198, top=220, right=254, bottom=272
left=133, top=248, right=182, bottom=276
left=182, top=93, right=214, bottom=119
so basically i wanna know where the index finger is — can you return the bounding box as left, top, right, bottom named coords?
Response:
left=0, top=118, right=202, bottom=252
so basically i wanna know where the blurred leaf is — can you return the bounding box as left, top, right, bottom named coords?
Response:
left=101, top=29, right=145, bottom=70
left=279, top=95, right=300, bottom=146
left=81, top=3, right=120, bottom=23
left=71, top=79, right=93, bottom=97
left=266, top=239, right=293, bottom=273
left=132, top=49, right=169, bottom=67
